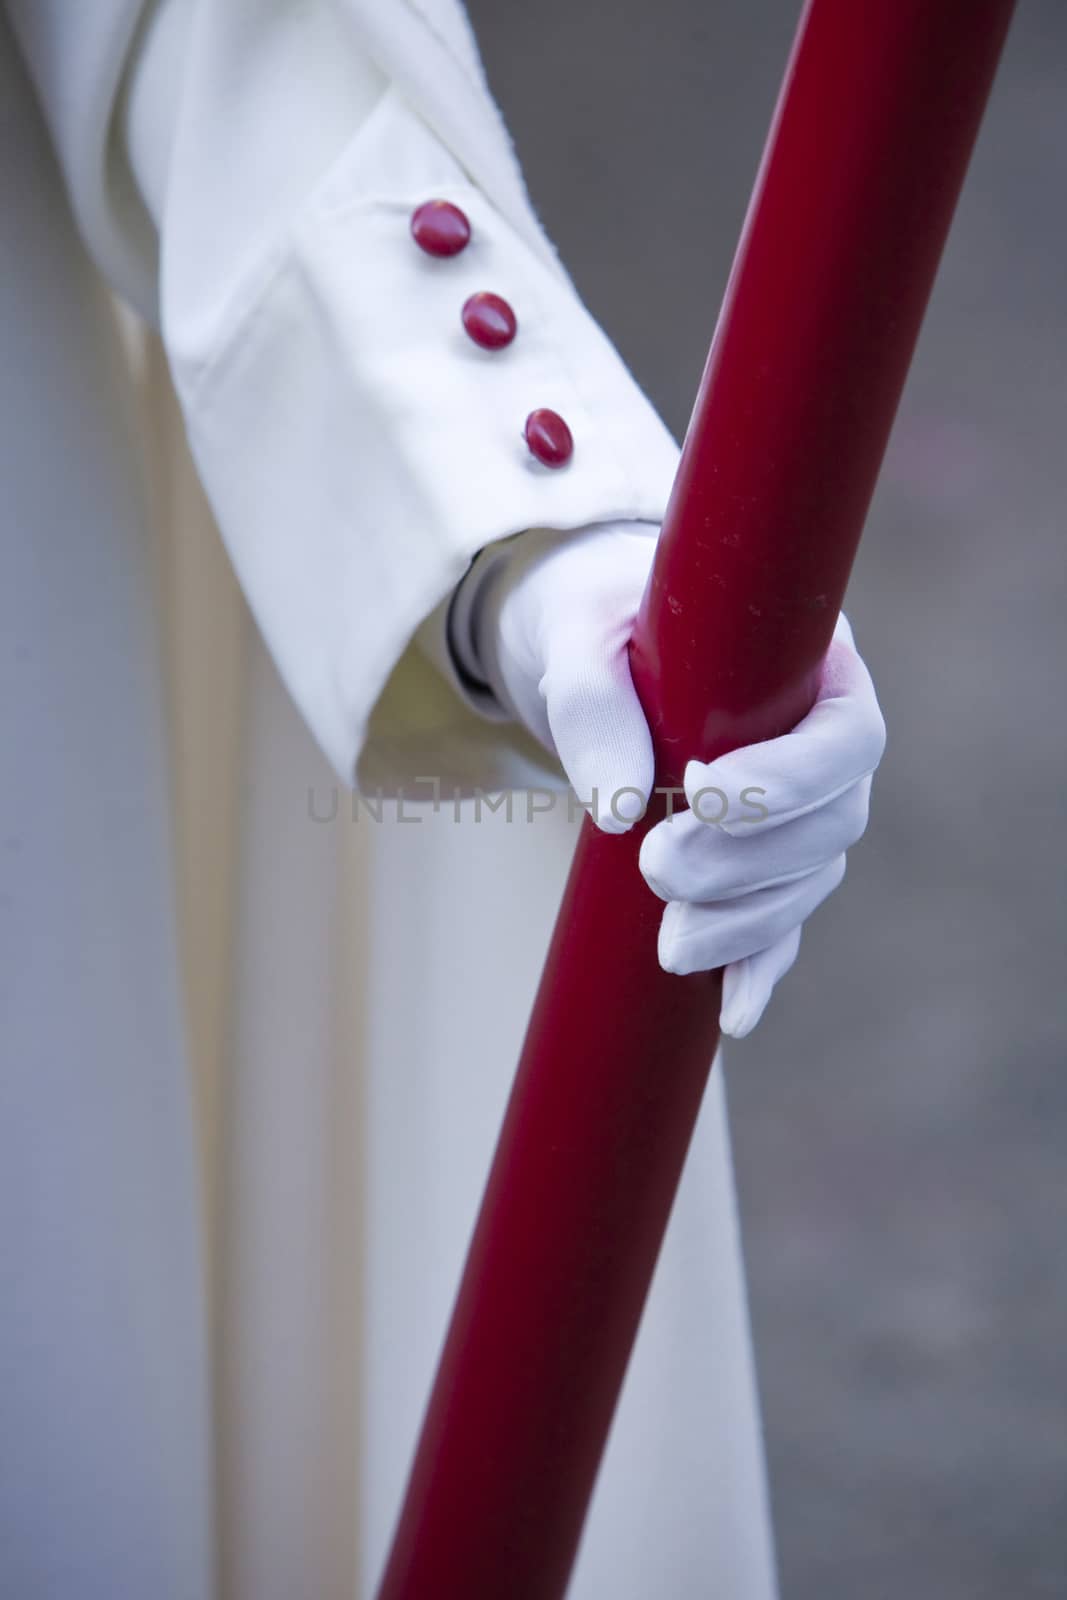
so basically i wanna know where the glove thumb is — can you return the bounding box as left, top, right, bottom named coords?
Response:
left=540, top=626, right=654, bottom=835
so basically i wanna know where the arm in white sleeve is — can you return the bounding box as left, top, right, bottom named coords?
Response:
left=7, top=0, right=680, bottom=788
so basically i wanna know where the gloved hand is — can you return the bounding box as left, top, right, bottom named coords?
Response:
left=454, top=521, right=886, bottom=1037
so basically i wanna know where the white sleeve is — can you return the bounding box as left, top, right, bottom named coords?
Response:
left=8, top=0, right=680, bottom=788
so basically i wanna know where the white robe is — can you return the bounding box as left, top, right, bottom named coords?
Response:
left=1, top=3, right=776, bottom=1595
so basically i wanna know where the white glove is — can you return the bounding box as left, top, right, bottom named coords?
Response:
left=454, top=522, right=886, bottom=1038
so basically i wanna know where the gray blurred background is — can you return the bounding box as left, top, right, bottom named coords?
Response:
left=465, top=2, right=1067, bottom=1594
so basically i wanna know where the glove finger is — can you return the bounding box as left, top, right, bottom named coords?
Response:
left=658, top=854, right=846, bottom=976
left=640, top=774, right=871, bottom=904
left=541, top=626, right=654, bottom=834
left=719, top=929, right=802, bottom=1039
left=683, top=630, right=885, bottom=838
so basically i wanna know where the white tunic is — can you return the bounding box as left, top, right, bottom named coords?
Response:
left=1, top=2, right=777, bottom=1594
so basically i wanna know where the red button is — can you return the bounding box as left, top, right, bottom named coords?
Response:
left=524, top=409, right=574, bottom=468
left=462, top=292, right=517, bottom=350
left=410, top=200, right=471, bottom=257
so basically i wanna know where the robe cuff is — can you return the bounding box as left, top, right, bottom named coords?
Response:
left=164, top=88, right=680, bottom=785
